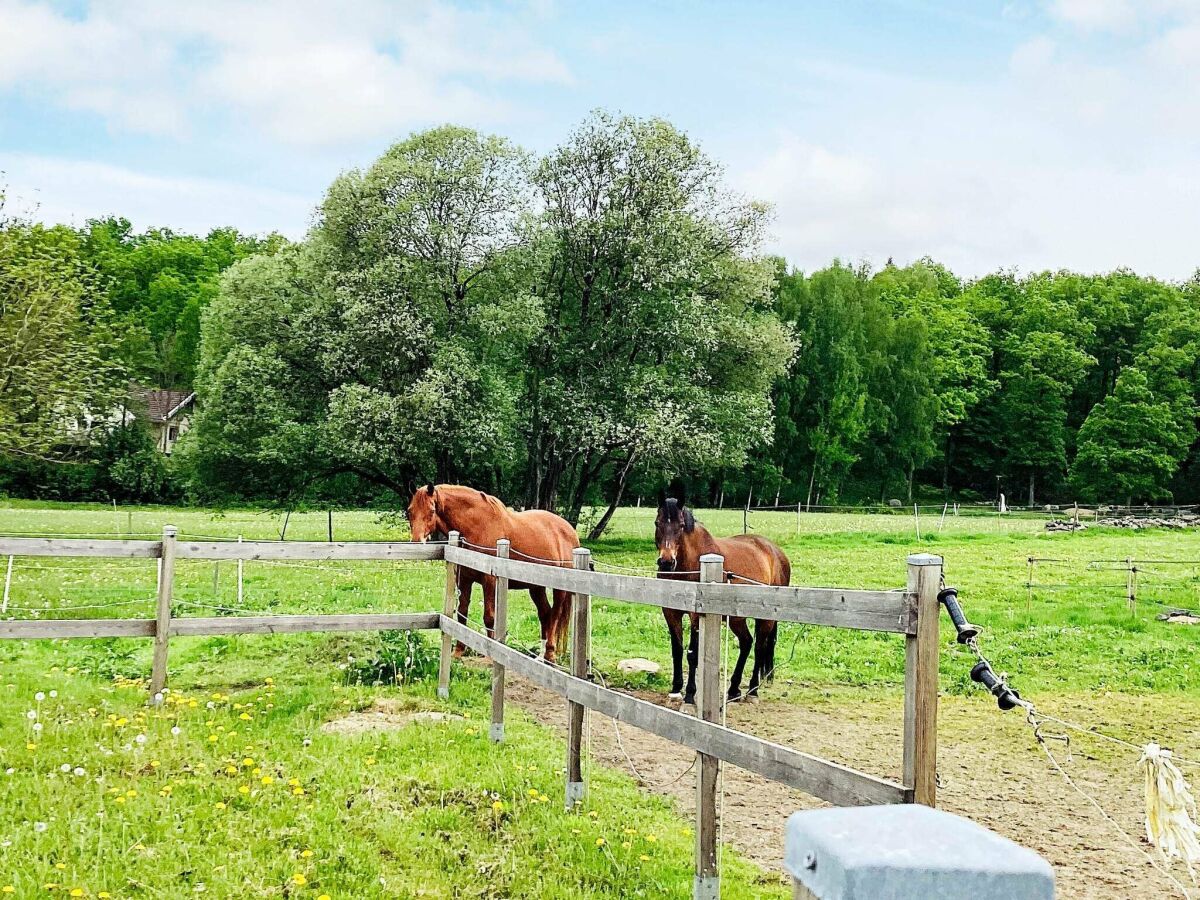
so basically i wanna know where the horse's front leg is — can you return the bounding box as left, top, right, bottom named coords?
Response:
left=482, top=575, right=497, bottom=641
left=683, top=613, right=700, bottom=705
left=663, top=608, right=685, bottom=698
left=453, top=574, right=474, bottom=658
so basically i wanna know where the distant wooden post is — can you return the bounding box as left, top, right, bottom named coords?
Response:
left=796, top=501, right=802, bottom=536
left=903, top=553, right=941, bottom=807
left=490, top=539, right=510, bottom=742
left=565, top=546, right=591, bottom=809
left=236, top=535, right=244, bottom=606
left=913, top=504, right=922, bottom=540
left=694, top=553, right=724, bottom=900
left=150, top=525, right=177, bottom=696
left=327, top=509, right=333, bottom=542
left=437, top=531, right=461, bottom=699
left=2, top=555, right=12, bottom=614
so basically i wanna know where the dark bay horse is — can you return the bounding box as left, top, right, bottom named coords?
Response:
left=655, top=493, right=790, bottom=703
left=407, top=484, right=579, bottom=662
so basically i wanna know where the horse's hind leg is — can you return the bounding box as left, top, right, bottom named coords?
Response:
left=528, top=586, right=553, bottom=659
left=664, top=609, right=685, bottom=698
left=728, top=617, right=753, bottom=701
left=748, top=619, right=777, bottom=697
left=481, top=575, right=496, bottom=641
left=453, top=575, right=474, bottom=658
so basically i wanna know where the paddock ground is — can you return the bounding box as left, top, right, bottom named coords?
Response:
left=1, top=501, right=1197, bottom=897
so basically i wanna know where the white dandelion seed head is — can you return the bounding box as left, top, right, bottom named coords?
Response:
left=33, top=822, right=47, bottom=832
left=25, top=710, right=36, bottom=720
left=135, top=734, right=147, bottom=744
left=171, top=726, right=181, bottom=736
left=73, top=767, right=85, bottom=777
left=48, top=690, right=57, bottom=699
left=34, top=692, right=45, bottom=702
left=60, top=764, right=70, bottom=773
left=32, top=723, right=42, bottom=732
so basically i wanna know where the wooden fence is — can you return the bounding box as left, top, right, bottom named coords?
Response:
left=0, top=527, right=941, bottom=900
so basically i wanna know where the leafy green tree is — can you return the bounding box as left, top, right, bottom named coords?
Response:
left=1071, top=366, right=1194, bottom=504
left=524, top=112, right=794, bottom=533
left=186, top=127, right=538, bottom=502
left=0, top=205, right=121, bottom=460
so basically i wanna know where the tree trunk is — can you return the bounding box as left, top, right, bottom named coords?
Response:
left=1028, top=471, right=1035, bottom=508
left=805, top=469, right=816, bottom=511
left=586, top=453, right=638, bottom=541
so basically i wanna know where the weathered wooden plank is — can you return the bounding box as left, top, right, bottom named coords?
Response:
left=175, top=540, right=445, bottom=561
left=0, top=538, right=161, bottom=558
left=490, top=539, right=510, bottom=743
left=0, top=618, right=157, bottom=639
left=170, top=613, right=439, bottom=636
left=697, top=583, right=914, bottom=634
left=441, top=615, right=906, bottom=808
left=447, top=545, right=910, bottom=632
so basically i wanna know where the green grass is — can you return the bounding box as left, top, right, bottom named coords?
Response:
left=1, top=500, right=1198, bottom=897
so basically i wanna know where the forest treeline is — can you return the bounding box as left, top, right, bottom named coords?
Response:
left=3, top=112, right=1198, bottom=533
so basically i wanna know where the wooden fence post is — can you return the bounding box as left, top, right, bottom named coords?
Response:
left=2, top=554, right=12, bottom=615
left=150, top=525, right=177, bottom=697
left=903, top=553, right=941, bottom=807
left=565, top=546, right=591, bottom=810
left=437, top=531, right=461, bottom=700
left=490, top=539, right=510, bottom=742
left=695, top=552, right=724, bottom=900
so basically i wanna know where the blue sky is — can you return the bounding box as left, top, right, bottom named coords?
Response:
left=2, top=0, right=1199, bottom=277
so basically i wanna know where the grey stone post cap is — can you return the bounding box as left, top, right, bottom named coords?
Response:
left=784, top=805, right=1054, bottom=900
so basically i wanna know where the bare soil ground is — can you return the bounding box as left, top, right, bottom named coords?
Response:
left=500, top=674, right=1200, bottom=900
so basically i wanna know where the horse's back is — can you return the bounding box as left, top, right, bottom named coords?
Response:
left=715, top=534, right=790, bottom=586
left=511, top=508, right=581, bottom=561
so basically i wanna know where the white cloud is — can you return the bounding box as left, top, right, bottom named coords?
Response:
left=1048, top=0, right=1137, bottom=31
left=0, top=0, right=570, bottom=145
left=3, top=155, right=313, bottom=238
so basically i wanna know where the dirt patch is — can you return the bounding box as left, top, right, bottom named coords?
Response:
left=322, top=698, right=464, bottom=735
left=502, top=674, right=1200, bottom=900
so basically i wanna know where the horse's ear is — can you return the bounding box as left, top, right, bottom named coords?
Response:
left=683, top=509, right=695, bottom=533
left=656, top=487, right=667, bottom=509
left=425, top=483, right=436, bottom=497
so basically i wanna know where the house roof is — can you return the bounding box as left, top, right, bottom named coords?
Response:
left=129, top=386, right=196, bottom=423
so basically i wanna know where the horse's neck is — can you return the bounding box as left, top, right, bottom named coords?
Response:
left=441, top=488, right=512, bottom=543
left=681, top=522, right=721, bottom=573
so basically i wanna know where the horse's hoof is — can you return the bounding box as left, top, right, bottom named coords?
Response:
left=668, top=692, right=683, bottom=701
left=727, top=691, right=744, bottom=703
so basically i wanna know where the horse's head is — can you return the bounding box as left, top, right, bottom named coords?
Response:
left=655, top=491, right=695, bottom=572
left=407, top=484, right=448, bottom=542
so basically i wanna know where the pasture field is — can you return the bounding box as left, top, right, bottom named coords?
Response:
left=1, top=500, right=1199, bottom=898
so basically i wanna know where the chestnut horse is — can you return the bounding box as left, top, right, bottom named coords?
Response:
left=407, top=484, right=579, bottom=662
left=655, top=493, right=790, bottom=703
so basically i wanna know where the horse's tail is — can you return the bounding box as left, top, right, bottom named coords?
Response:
left=555, top=590, right=572, bottom=658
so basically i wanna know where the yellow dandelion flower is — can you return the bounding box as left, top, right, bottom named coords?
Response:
left=215, top=802, right=227, bottom=810
left=292, top=787, right=305, bottom=796
left=242, top=758, right=254, bottom=767
left=491, top=801, right=504, bottom=812
left=99, top=894, right=111, bottom=899
left=207, top=735, right=218, bottom=743
left=260, top=776, right=273, bottom=786
left=365, top=757, right=376, bottom=766
left=588, top=811, right=599, bottom=819
left=125, top=790, right=136, bottom=797
left=623, top=828, right=637, bottom=835
left=300, top=849, right=313, bottom=858
left=238, top=713, right=251, bottom=721
left=527, top=789, right=539, bottom=798
left=114, top=717, right=128, bottom=727
left=70, top=890, right=83, bottom=897
left=43, top=884, right=58, bottom=891
left=225, top=766, right=238, bottom=775
left=55, top=864, right=66, bottom=870
left=26, top=743, right=36, bottom=751
left=1, top=887, right=12, bottom=894
left=595, top=837, right=606, bottom=847
left=114, top=797, right=125, bottom=804
left=639, top=854, right=650, bottom=862
left=645, top=834, right=657, bottom=843
left=252, top=768, right=262, bottom=777
left=621, top=841, right=632, bottom=850
left=571, top=828, right=581, bottom=835
left=238, top=785, right=250, bottom=795
left=291, top=874, right=307, bottom=886
left=265, top=677, right=274, bottom=684
left=317, top=896, right=330, bottom=900
left=288, top=778, right=300, bottom=787
left=150, top=760, right=160, bottom=768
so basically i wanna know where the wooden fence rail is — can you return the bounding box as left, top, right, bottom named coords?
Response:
left=0, top=527, right=941, bottom=900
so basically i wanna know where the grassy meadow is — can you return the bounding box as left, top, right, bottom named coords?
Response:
left=1, top=500, right=1198, bottom=897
